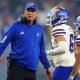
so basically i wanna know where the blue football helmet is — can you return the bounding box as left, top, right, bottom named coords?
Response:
left=46, top=6, right=69, bottom=26
left=74, top=16, right=80, bottom=32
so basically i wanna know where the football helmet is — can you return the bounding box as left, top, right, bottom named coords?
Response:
left=46, top=6, right=69, bottom=26
left=74, top=16, right=80, bottom=32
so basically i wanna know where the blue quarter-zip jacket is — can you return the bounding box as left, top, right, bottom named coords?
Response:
left=0, top=21, right=50, bottom=70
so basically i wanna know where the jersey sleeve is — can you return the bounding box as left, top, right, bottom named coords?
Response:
left=52, top=26, right=66, bottom=37
left=75, top=35, right=80, bottom=45
left=0, top=23, right=16, bottom=56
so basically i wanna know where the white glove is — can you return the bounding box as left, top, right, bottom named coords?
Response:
left=46, top=50, right=52, bottom=55
left=68, top=75, right=74, bottom=80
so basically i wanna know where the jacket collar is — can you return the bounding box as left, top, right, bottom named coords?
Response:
left=20, top=16, right=36, bottom=25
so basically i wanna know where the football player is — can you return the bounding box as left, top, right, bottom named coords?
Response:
left=69, top=16, right=80, bottom=80
left=46, top=6, right=75, bottom=80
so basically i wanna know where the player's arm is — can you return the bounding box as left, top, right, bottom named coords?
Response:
left=68, top=44, right=80, bottom=80
left=46, top=35, right=68, bottom=56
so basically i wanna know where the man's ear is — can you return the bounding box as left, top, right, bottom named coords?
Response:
left=35, top=11, right=38, bottom=17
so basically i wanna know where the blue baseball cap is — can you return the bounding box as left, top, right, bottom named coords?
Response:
left=25, top=3, right=38, bottom=11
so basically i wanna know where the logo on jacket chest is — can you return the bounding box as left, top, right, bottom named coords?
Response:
left=36, top=32, right=40, bottom=37
left=20, top=31, right=24, bottom=35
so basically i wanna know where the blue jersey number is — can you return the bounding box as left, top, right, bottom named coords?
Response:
left=69, top=34, right=74, bottom=53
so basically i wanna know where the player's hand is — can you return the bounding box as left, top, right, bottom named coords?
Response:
left=0, top=56, right=4, bottom=64
left=46, top=67, right=52, bottom=80
left=46, top=50, right=52, bottom=55
left=68, top=75, right=74, bottom=80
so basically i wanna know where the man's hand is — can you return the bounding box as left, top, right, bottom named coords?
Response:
left=0, top=56, right=4, bottom=64
left=46, top=67, right=52, bottom=80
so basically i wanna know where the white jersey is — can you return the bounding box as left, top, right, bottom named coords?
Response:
left=51, top=24, right=75, bottom=67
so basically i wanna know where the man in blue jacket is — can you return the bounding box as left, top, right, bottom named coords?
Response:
left=0, top=3, right=52, bottom=80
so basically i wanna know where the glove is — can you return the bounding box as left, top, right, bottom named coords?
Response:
left=68, top=75, right=74, bottom=80
left=46, top=50, right=52, bottom=55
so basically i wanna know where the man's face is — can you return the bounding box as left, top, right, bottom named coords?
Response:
left=24, top=8, right=37, bottom=21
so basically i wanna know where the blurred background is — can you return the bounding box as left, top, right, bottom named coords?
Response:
left=0, top=0, right=80, bottom=80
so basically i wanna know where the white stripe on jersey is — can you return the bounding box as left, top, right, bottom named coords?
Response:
left=52, top=29, right=66, bottom=36
left=75, top=38, right=80, bottom=44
